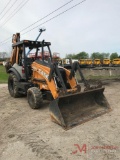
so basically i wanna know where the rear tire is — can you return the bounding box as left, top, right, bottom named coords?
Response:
left=8, top=73, right=21, bottom=98
left=27, top=87, right=43, bottom=109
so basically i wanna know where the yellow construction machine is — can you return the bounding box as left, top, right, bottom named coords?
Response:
left=5, top=33, right=111, bottom=129
left=112, top=58, right=120, bottom=66
left=93, top=59, right=101, bottom=66
left=102, top=59, right=110, bottom=66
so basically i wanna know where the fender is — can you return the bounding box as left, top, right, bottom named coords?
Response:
left=8, top=67, right=21, bottom=81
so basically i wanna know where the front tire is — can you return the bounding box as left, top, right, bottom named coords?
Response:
left=27, top=87, right=43, bottom=109
left=8, top=73, right=21, bottom=98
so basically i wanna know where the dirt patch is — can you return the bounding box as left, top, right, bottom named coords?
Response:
left=0, top=81, right=120, bottom=160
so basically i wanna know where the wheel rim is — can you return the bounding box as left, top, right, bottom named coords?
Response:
left=28, top=92, right=34, bottom=107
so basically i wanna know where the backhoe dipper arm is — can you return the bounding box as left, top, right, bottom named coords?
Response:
left=69, top=61, right=102, bottom=90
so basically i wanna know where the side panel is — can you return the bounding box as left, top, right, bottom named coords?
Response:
left=32, top=62, right=59, bottom=99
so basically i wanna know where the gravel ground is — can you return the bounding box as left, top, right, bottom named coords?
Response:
left=0, top=81, right=120, bottom=160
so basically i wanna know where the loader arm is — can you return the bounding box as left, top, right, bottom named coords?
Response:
left=69, top=61, right=102, bottom=91
left=32, top=60, right=79, bottom=99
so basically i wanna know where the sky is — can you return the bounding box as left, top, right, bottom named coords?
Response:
left=0, top=0, right=120, bottom=58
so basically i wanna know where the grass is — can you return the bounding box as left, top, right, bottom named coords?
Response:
left=76, top=71, right=120, bottom=81
left=0, top=65, right=8, bottom=83
left=86, top=75, right=120, bottom=80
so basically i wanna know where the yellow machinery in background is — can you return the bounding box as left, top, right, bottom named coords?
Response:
left=86, top=59, right=93, bottom=66
left=93, top=59, right=101, bottom=66
left=102, top=59, right=110, bottom=66
left=112, top=58, right=120, bottom=66
left=79, top=59, right=87, bottom=65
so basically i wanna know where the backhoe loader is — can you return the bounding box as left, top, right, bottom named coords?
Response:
left=6, top=33, right=111, bottom=129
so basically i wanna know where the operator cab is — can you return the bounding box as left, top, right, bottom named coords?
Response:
left=10, top=39, right=70, bottom=90
left=11, top=40, right=52, bottom=80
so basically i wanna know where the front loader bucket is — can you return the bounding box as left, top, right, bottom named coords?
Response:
left=49, top=87, right=111, bottom=129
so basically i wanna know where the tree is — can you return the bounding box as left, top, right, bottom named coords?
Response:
left=91, top=52, right=110, bottom=61
left=75, top=51, right=89, bottom=59
left=110, top=52, right=118, bottom=60
left=0, top=52, right=7, bottom=60
left=101, top=53, right=110, bottom=59
left=65, top=53, right=76, bottom=59
left=66, top=52, right=89, bottom=59
left=91, top=52, right=101, bottom=59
